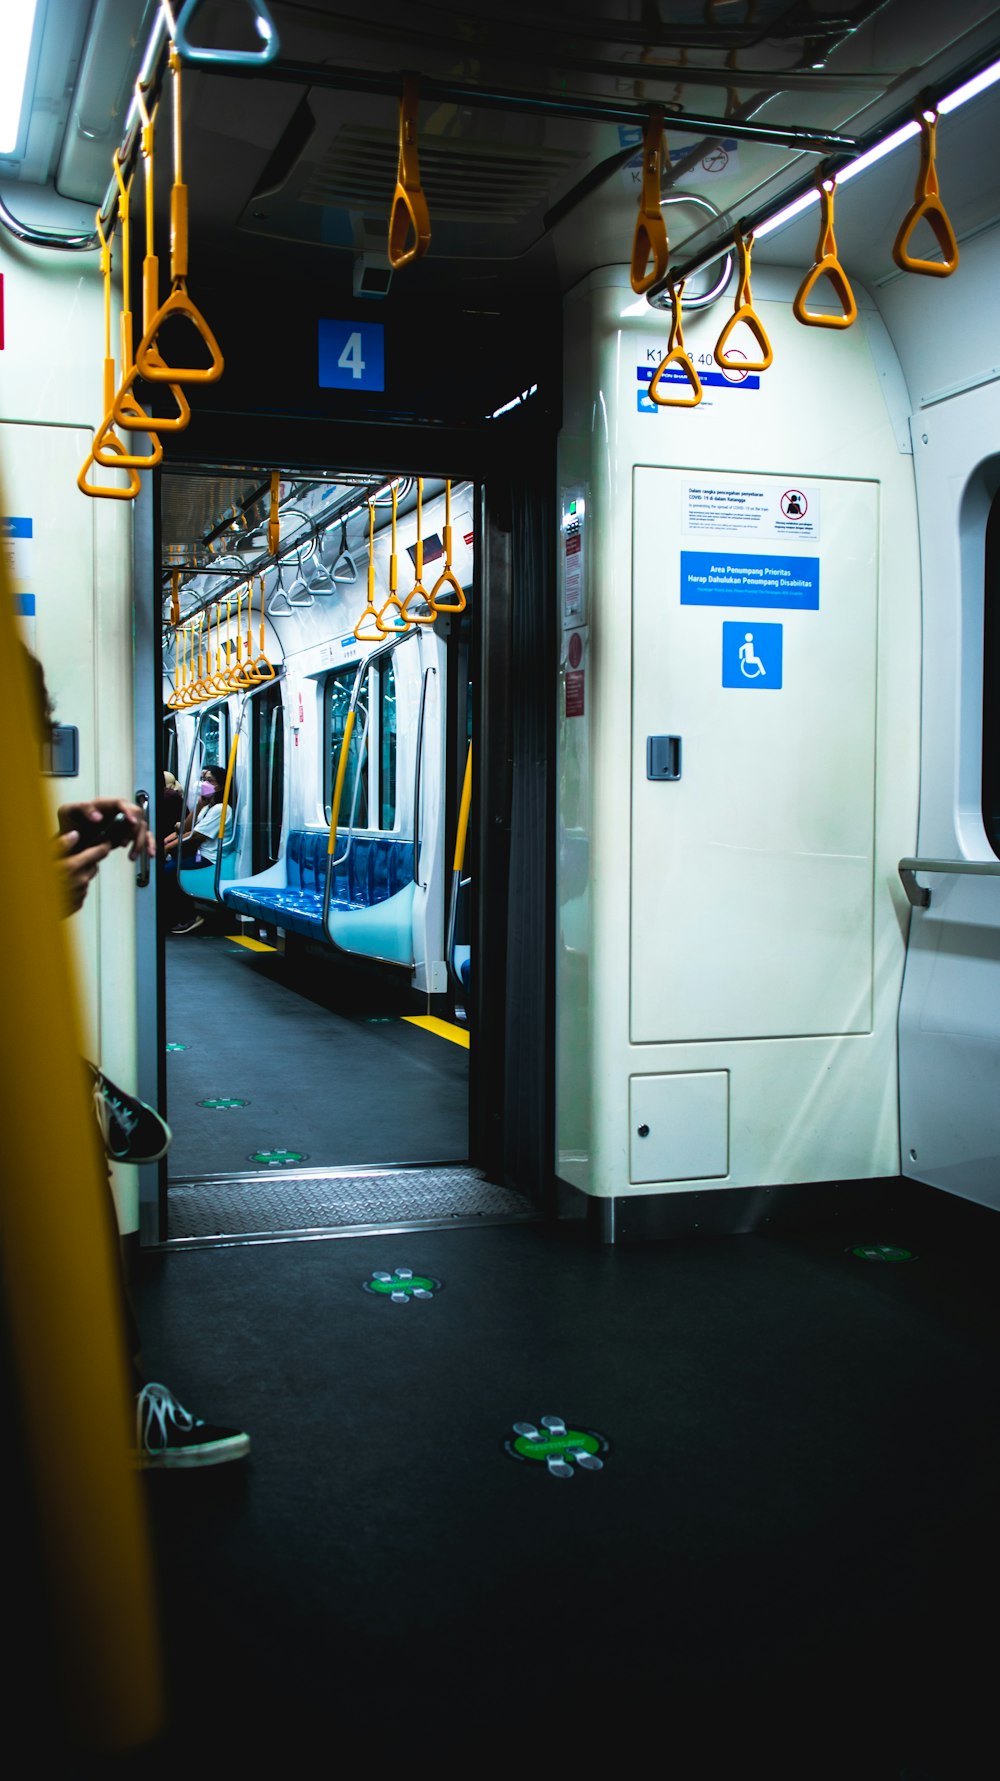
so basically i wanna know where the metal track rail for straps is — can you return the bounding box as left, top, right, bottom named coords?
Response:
left=649, top=39, right=1000, bottom=306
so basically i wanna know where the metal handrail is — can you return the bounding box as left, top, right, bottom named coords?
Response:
left=898, top=856, right=1000, bottom=909
left=651, top=38, right=1000, bottom=305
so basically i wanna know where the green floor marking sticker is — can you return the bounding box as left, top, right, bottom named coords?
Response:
left=198, top=1097, right=249, bottom=1110
left=505, top=1417, right=609, bottom=1477
left=363, top=1268, right=441, bottom=1302
left=850, top=1244, right=915, bottom=1263
left=249, top=1149, right=309, bottom=1168
left=166, top=1042, right=189, bottom=1052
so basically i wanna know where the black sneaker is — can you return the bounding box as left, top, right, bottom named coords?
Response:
left=169, top=916, right=204, bottom=935
left=136, top=1382, right=251, bottom=1470
left=86, top=1062, right=172, bottom=1163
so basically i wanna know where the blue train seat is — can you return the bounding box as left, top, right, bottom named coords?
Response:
left=222, top=830, right=415, bottom=943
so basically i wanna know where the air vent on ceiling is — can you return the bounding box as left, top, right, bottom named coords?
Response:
left=300, top=124, right=581, bottom=225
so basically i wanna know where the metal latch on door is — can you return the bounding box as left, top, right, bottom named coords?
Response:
left=647, top=735, right=682, bottom=781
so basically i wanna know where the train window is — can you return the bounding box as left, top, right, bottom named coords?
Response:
left=985, top=491, right=1000, bottom=858
left=200, top=706, right=230, bottom=776
left=323, top=669, right=369, bottom=828
left=378, top=656, right=397, bottom=830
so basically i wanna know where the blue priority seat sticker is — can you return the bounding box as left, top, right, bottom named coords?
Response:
left=504, top=1417, right=610, bottom=1477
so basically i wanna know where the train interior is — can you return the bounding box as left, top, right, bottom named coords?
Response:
left=159, top=468, right=484, bottom=1227
left=2, top=0, right=1000, bottom=1770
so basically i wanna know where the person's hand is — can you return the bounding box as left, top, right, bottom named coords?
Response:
left=53, top=830, right=111, bottom=916
left=57, top=796, right=156, bottom=863
left=162, top=832, right=178, bottom=853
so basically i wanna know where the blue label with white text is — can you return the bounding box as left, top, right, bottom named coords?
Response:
left=681, top=551, right=819, bottom=609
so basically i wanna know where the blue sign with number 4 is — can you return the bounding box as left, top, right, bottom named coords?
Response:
left=318, top=320, right=385, bottom=391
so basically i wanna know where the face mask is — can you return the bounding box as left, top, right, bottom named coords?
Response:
left=199, top=781, right=214, bottom=798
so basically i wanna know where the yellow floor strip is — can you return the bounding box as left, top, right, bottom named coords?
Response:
left=225, top=934, right=277, bottom=953
left=402, top=1014, right=470, bottom=1049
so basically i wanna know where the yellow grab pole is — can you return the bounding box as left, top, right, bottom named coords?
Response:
left=454, top=740, right=472, bottom=873
left=0, top=481, right=163, bottom=1749
left=327, top=707, right=356, bottom=853
left=217, top=720, right=241, bottom=846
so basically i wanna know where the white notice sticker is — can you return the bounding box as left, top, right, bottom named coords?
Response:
left=2, top=515, right=34, bottom=585
left=684, top=479, right=820, bottom=542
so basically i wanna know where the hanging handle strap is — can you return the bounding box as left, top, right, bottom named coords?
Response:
left=174, top=0, right=280, bottom=66
left=354, top=501, right=387, bottom=642
left=267, top=471, right=280, bottom=556
left=892, top=109, right=959, bottom=277
left=89, top=173, right=168, bottom=468
left=78, top=438, right=142, bottom=502
left=630, top=109, right=670, bottom=294
left=253, top=573, right=275, bottom=679
left=714, top=231, right=773, bottom=372
left=388, top=75, right=431, bottom=270
left=109, top=121, right=191, bottom=436
left=332, top=518, right=358, bottom=584
left=402, top=477, right=435, bottom=625
left=430, top=479, right=467, bottom=614
left=377, top=484, right=409, bottom=631
left=649, top=278, right=703, bottom=406
left=135, top=49, right=225, bottom=385
left=792, top=178, right=857, bottom=328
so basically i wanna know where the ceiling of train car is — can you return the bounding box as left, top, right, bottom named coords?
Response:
left=7, top=0, right=1000, bottom=305
left=207, top=0, right=1000, bottom=292
left=159, top=467, right=423, bottom=621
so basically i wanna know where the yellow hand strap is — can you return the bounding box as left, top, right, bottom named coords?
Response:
left=792, top=178, right=857, bottom=328
left=388, top=74, right=431, bottom=270
left=892, top=110, right=959, bottom=277
left=714, top=231, right=773, bottom=373
left=630, top=110, right=670, bottom=294
left=430, top=479, right=467, bottom=614
left=649, top=278, right=703, bottom=406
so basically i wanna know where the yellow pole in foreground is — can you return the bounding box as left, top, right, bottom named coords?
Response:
left=0, top=485, right=163, bottom=1748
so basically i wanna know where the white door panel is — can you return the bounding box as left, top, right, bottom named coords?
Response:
left=631, top=467, right=878, bottom=1044
left=898, top=388, right=1000, bottom=1210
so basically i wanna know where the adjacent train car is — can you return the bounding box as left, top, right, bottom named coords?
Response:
left=2, top=0, right=999, bottom=1766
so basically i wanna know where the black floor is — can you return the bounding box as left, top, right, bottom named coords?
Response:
left=103, top=1204, right=1000, bottom=1775
left=165, top=933, right=469, bottom=1176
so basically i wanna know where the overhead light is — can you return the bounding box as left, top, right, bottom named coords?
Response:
left=938, top=55, right=1000, bottom=111
left=755, top=53, right=1000, bottom=242
left=0, top=0, right=40, bottom=156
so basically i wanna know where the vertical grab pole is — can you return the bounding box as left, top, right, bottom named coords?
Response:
left=447, top=741, right=472, bottom=993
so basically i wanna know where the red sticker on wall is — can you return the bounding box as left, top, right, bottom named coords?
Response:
left=565, top=671, right=585, bottom=717
left=463, top=530, right=474, bottom=546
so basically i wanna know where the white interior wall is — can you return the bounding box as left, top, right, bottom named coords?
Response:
left=0, top=235, right=138, bottom=1231
left=557, top=264, right=922, bottom=1200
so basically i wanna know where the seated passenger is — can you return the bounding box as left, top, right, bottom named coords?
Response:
left=162, top=765, right=231, bottom=936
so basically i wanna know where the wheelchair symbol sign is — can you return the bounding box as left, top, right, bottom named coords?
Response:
left=722, top=621, right=783, bottom=689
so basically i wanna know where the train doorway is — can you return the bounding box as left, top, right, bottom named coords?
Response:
left=145, top=464, right=523, bottom=1244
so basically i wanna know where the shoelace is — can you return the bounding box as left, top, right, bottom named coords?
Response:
left=92, top=1081, right=140, bottom=1160
left=136, top=1381, right=201, bottom=1452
